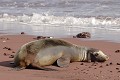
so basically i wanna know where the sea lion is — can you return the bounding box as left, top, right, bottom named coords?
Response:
left=14, top=39, right=109, bottom=70
left=74, top=32, right=91, bottom=38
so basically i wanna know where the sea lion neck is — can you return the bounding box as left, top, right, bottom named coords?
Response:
left=72, top=45, right=88, bottom=61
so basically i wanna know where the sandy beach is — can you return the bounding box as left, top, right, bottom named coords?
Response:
left=0, top=34, right=120, bottom=80
left=0, top=0, right=120, bottom=80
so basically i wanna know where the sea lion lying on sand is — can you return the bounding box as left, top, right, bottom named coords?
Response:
left=14, top=39, right=109, bottom=70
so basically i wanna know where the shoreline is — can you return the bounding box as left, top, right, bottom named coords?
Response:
left=0, top=34, right=120, bottom=80
left=0, top=22, right=120, bottom=43
left=0, top=32, right=120, bottom=43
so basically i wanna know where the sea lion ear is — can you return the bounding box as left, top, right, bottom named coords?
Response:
left=57, top=57, right=70, bottom=68
left=87, top=49, right=94, bottom=55
left=87, top=48, right=98, bottom=62
left=88, top=48, right=99, bottom=55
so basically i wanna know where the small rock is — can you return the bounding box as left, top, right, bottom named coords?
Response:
left=3, top=47, right=7, bottom=49
left=3, top=53, right=9, bottom=56
left=34, top=36, right=53, bottom=40
left=115, top=50, right=120, bottom=53
left=3, top=47, right=12, bottom=51
left=74, top=67, right=79, bottom=70
left=117, top=63, right=120, bottom=65
left=75, top=32, right=91, bottom=38
left=80, top=63, right=84, bottom=65
left=37, top=36, right=45, bottom=39
left=21, top=32, right=25, bottom=34
left=106, top=64, right=109, bottom=66
left=110, top=71, right=112, bottom=72
left=3, top=53, right=7, bottom=56
left=6, top=38, right=9, bottom=40
left=118, top=71, right=120, bottom=73
left=76, top=67, right=79, bottom=69
left=94, top=68, right=97, bottom=69
left=73, top=36, right=76, bottom=38
left=110, top=62, right=113, bottom=65
left=12, top=51, right=15, bottom=53
left=74, top=69, right=77, bottom=70
left=0, top=37, right=5, bottom=39
left=99, top=65, right=103, bottom=68
left=9, top=55, right=14, bottom=58
left=81, top=69, right=85, bottom=71
left=88, top=66, right=91, bottom=68
left=116, top=68, right=119, bottom=70
left=8, top=48, right=11, bottom=50
left=47, top=36, right=53, bottom=39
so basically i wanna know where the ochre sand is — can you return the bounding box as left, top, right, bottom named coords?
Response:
left=0, top=34, right=120, bottom=80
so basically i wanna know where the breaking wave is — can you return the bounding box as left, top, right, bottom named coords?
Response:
left=0, top=13, right=120, bottom=31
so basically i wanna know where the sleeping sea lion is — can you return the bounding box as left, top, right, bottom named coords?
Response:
left=14, top=39, right=109, bottom=70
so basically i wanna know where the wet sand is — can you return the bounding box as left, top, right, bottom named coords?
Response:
left=0, top=34, right=120, bottom=80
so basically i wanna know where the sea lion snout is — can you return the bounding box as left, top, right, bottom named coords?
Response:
left=93, top=50, right=109, bottom=62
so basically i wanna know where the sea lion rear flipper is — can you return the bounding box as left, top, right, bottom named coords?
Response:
left=57, top=56, right=70, bottom=67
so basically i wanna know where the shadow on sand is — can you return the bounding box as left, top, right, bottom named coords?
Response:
left=0, top=60, right=14, bottom=68
left=0, top=61, right=57, bottom=71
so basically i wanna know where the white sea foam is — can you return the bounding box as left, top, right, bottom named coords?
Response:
left=0, top=13, right=120, bottom=31
left=0, top=0, right=120, bottom=42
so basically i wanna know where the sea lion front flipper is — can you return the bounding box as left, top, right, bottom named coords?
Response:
left=57, top=56, right=70, bottom=67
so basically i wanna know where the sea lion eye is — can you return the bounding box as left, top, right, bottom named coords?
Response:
left=94, top=53, right=99, bottom=56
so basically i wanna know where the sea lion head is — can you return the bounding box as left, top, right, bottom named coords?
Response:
left=88, top=48, right=109, bottom=62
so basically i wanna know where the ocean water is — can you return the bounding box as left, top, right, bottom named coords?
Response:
left=0, top=0, right=120, bottom=42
